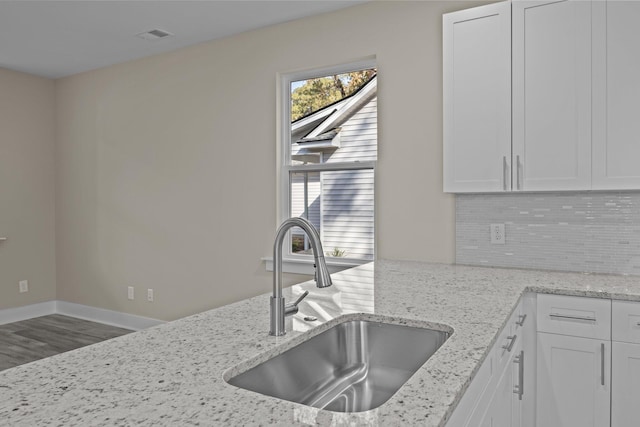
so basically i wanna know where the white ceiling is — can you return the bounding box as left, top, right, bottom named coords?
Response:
left=0, top=0, right=368, bottom=79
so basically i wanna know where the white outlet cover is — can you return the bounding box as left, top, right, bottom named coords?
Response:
left=127, top=286, right=135, bottom=300
left=19, top=280, right=28, bottom=293
left=490, top=224, right=506, bottom=245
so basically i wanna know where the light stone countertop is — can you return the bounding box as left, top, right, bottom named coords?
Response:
left=2, top=260, right=640, bottom=426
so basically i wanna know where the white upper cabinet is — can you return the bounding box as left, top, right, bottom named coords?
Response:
left=512, top=0, right=592, bottom=191
left=443, top=2, right=511, bottom=193
left=444, top=0, right=640, bottom=193
left=592, top=1, right=640, bottom=189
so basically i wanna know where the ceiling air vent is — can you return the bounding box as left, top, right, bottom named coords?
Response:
left=136, top=29, right=174, bottom=41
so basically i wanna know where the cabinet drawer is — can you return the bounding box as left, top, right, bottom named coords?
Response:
left=537, top=294, right=611, bottom=340
left=612, top=300, right=640, bottom=344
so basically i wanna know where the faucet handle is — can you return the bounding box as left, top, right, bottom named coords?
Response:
left=292, top=290, right=310, bottom=306
left=284, top=290, right=309, bottom=316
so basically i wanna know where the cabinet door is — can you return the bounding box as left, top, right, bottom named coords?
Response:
left=520, top=294, right=536, bottom=427
left=443, top=1, right=511, bottom=193
left=612, top=341, right=640, bottom=427
left=488, top=359, right=514, bottom=427
left=592, top=1, right=640, bottom=189
left=478, top=342, right=523, bottom=427
left=512, top=0, right=592, bottom=191
left=536, top=333, right=610, bottom=426
left=477, top=355, right=512, bottom=427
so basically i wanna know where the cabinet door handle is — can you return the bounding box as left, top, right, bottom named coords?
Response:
left=516, top=314, right=527, bottom=327
left=549, top=313, right=596, bottom=322
left=601, top=343, right=605, bottom=386
left=503, top=156, right=509, bottom=191
left=516, top=155, right=522, bottom=190
left=513, top=350, right=524, bottom=400
left=502, top=334, right=517, bottom=352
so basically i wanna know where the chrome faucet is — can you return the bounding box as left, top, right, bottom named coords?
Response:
left=270, top=217, right=332, bottom=336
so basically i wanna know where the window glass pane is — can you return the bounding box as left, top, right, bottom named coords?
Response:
left=290, top=70, right=377, bottom=167
left=287, top=66, right=376, bottom=261
left=290, top=70, right=376, bottom=122
left=319, top=169, right=374, bottom=260
left=290, top=169, right=374, bottom=260
left=290, top=171, right=321, bottom=255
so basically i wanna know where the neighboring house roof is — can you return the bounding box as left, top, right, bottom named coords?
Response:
left=291, top=75, right=377, bottom=143
left=297, top=128, right=340, bottom=144
left=294, top=127, right=341, bottom=153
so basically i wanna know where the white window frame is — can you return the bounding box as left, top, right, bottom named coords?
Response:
left=270, top=57, right=377, bottom=274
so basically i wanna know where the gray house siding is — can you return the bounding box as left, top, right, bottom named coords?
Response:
left=324, top=98, right=377, bottom=164
left=321, top=169, right=374, bottom=259
left=290, top=95, right=376, bottom=260
left=290, top=171, right=321, bottom=249
left=321, top=96, right=376, bottom=259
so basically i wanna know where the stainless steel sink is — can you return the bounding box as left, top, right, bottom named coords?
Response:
left=226, top=319, right=450, bottom=412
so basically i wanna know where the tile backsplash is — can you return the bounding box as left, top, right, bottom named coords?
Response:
left=456, top=192, right=640, bottom=275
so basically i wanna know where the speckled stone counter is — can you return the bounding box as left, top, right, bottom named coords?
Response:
left=2, top=260, right=640, bottom=426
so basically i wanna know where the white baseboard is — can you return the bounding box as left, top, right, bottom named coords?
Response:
left=56, top=301, right=164, bottom=331
left=0, top=301, right=57, bottom=325
left=0, top=300, right=164, bottom=331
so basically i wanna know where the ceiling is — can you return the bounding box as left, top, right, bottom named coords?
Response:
left=0, top=1, right=368, bottom=79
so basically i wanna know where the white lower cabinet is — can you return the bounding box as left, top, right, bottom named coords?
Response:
left=611, top=300, right=640, bottom=427
left=448, top=295, right=640, bottom=427
left=611, top=341, right=640, bottom=427
left=446, top=295, right=533, bottom=427
left=536, top=333, right=610, bottom=426
left=536, top=294, right=611, bottom=427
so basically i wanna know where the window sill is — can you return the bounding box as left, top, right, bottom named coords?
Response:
left=262, top=256, right=366, bottom=275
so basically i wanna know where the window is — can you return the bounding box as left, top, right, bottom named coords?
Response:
left=278, top=60, right=377, bottom=268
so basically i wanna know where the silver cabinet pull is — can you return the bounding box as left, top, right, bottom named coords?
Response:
left=516, top=155, right=522, bottom=190
left=513, top=350, right=524, bottom=400
left=601, top=343, right=605, bottom=386
left=549, top=313, right=596, bottom=322
left=502, top=334, right=517, bottom=352
left=516, top=314, right=527, bottom=327
left=502, top=156, right=509, bottom=191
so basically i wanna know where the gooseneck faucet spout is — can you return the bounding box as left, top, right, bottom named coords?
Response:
left=271, top=217, right=332, bottom=336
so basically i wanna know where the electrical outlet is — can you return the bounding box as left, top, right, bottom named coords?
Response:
left=19, top=280, right=28, bottom=293
left=127, top=286, right=135, bottom=300
left=147, top=288, right=154, bottom=302
left=490, top=223, right=506, bottom=244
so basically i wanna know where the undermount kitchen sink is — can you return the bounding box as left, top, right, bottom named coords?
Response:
left=226, top=319, right=450, bottom=412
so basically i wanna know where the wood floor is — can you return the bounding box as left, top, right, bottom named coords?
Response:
left=0, top=314, right=132, bottom=372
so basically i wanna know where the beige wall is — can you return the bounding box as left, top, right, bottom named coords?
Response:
left=54, top=1, right=480, bottom=321
left=0, top=68, right=56, bottom=309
